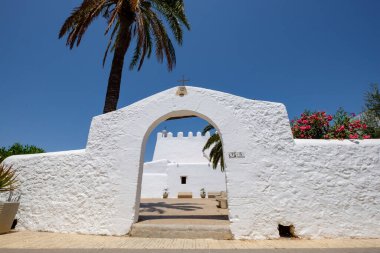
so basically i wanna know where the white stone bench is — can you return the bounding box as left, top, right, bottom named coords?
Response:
left=216, top=197, right=228, bottom=209
left=207, top=191, right=222, bottom=198
left=177, top=192, right=193, bottom=198
left=216, top=191, right=228, bottom=209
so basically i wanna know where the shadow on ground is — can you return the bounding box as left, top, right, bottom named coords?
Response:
left=140, top=202, right=203, bottom=214
left=138, top=215, right=229, bottom=221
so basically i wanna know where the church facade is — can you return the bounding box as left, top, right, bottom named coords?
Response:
left=141, top=131, right=226, bottom=198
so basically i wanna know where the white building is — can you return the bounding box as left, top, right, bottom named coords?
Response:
left=141, top=131, right=226, bottom=198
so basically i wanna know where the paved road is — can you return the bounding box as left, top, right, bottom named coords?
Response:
left=1, top=249, right=380, bottom=253
left=1, top=231, right=379, bottom=253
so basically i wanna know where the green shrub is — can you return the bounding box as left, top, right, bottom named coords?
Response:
left=0, top=143, right=44, bottom=163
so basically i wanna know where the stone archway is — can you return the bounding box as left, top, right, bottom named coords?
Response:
left=86, top=87, right=293, bottom=237
left=85, top=86, right=263, bottom=237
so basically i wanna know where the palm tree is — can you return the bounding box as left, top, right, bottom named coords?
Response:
left=202, top=124, right=225, bottom=171
left=59, top=0, right=190, bottom=113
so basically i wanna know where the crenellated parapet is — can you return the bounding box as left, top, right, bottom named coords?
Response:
left=156, top=131, right=211, bottom=139
left=152, top=131, right=212, bottom=163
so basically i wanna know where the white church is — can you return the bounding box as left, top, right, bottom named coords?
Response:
left=141, top=130, right=226, bottom=198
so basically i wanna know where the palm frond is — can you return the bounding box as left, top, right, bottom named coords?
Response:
left=59, top=0, right=109, bottom=49
left=103, top=21, right=119, bottom=66
left=203, top=133, right=220, bottom=151
left=202, top=124, right=215, bottom=135
left=0, top=164, right=18, bottom=192
left=202, top=123, right=225, bottom=171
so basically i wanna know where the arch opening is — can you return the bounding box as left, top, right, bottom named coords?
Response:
left=131, top=110, right=232, bottom=238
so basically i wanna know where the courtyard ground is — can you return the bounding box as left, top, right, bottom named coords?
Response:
left=132, top=198, right=231, bottom=239
left=138, top=198, right=229, bottom=225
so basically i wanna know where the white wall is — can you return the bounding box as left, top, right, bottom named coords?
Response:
left=166, top=163, right=226, bottom=198
left=3, top=86, right=380, bottom=240
left=290, top=139, right=380, bottom=239
left=142, top=131, right=226, bottom=198
left=141, top=160, right=226, bottom=198
left=141, top=160, right=168, bottom=198
left=152, top=131, right=211, bottom=163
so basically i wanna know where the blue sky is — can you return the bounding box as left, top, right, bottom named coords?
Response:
left=1, top=0, right=379, bottom=161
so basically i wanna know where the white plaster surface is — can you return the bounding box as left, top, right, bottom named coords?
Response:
left=3, top=86, right=380, bottom=239
left=152, top=131, right=211, bottom=163
left=141, top=161, right=226, bottom=198
left=141, top=132, right=226, bottom=198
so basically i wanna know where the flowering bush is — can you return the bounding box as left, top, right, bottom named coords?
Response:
left=291, top=108, right=371, bottom=139
left=291, top=111, right=332, bottom=139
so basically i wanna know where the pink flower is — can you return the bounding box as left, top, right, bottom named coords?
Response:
left=327, top=115, right=333, bottom=121
left=363, top=135, right=371, bottom=139
left=349, top=134, right=358, bottom=139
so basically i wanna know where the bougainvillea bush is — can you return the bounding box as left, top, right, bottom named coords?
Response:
left=291, top=108, right=371, bottom=139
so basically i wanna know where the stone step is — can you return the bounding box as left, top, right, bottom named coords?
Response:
left=130, top=223, right=233, bottom=240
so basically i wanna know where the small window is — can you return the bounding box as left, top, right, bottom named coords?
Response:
left=181, top=176, right=187, bottom=184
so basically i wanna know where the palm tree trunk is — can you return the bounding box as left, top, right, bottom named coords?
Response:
left=103, top=15, right=132, bottom=114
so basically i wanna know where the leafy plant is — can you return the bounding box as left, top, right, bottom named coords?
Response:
left=0, top=164, right=18, bottom=192
left=0, top=143, right=44, bottom=163
left=362, top=84, right=380, bottom=138
left=291, top=109, right=371, bottom=139
left=327, top=108, right=369, bottom=139
left=202, top=124, right=225, bottom=171
left=59, top=0, right=190, bottom=113
left=291, top=111, right=332, bottom=139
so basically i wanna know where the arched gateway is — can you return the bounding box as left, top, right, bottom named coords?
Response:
left=5, top=86, right=380, bottom=239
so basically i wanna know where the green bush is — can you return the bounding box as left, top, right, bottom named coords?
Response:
left=362, top=84, right=380, bottom=138
left=0, top=143, right=44, bottom=163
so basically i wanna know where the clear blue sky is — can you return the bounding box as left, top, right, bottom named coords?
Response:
left=1, top=0, right=379, bottom=161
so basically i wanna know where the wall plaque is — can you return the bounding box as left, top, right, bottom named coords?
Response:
left=228, top=152, right=245, bottom=158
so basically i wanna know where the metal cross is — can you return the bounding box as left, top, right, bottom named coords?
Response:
left=177, top=75, right=190, bottom=86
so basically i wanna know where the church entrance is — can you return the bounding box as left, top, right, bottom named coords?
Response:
left=131, top=115, right=232, bottom=239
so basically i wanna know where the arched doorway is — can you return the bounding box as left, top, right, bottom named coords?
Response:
left=131, top=113, right=231, bottom=238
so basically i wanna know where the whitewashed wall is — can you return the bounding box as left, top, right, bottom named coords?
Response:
left=152, top=131, right=211, bottom=163
left=166, top=163, right=226, bottom=198
left=141, top=131, right=226, bottom=198
left=141, top=160, right=168, bottom=198
left=141, top=160, right=226, bottom=198
left=3, top=86, right=380, bottom=239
